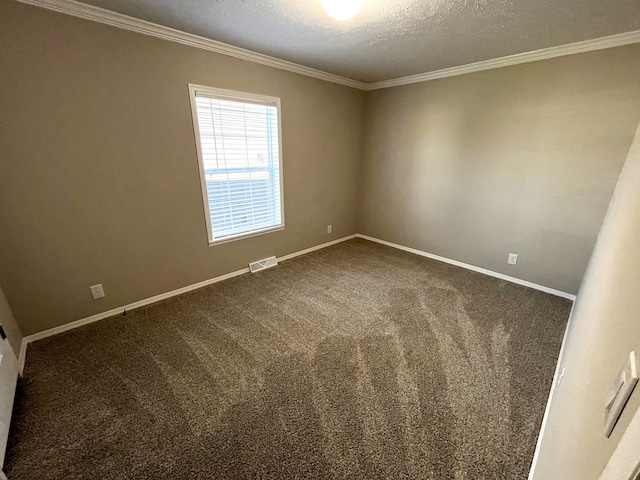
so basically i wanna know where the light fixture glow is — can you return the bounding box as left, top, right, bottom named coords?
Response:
left=323, top=0, right=363, bottom=21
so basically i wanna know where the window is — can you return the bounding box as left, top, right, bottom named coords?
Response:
left=188, top=85, right=284, bottom=245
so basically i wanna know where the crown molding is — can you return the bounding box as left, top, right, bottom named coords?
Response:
left=14, top=0, right=640, bottom=92
left=364, top=30, right=640, bottom=90
left=16, top=0, right=369, bottom=90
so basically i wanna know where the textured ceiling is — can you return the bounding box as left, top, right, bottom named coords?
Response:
left=73, top=0, right=640, bottom=82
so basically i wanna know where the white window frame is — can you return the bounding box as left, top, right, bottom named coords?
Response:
left=188, top=84, right=285, bottom=246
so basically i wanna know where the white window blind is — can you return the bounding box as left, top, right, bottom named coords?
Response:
left=189, top=85, right=284, bottom=244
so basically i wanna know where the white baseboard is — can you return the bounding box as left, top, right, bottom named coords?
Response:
left=18, top=234, right=357, bottom=375
left=278, top=235, right=356, bottom=262
left=527, top=302, right=576, bottom=479
left=355, top=233, right=577, bottom=480
left=18, top=232, right=573, bottom=374
left=355, top=234, right=577, bottom=301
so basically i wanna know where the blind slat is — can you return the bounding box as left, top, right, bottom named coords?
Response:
left=194, top=93, right=282, bottom=240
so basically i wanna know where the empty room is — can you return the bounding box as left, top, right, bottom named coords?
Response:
left=1, top=0, right=640, bottom=478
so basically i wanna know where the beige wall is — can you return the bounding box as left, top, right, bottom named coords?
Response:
left=360, top=45, right=640, bottom=295
left=2, top=0, right=640, bottom=339
left=531, top=122, right=640, bottom=479
left=0, top=0, right=365, bottom=336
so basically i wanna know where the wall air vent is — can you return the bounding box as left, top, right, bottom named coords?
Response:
left=249, top=256, right=278, bottom=273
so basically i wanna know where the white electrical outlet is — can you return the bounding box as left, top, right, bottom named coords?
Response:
left=327, top=225, right=332, bottom=234
left=90, top=284, right=105, bottom=300
left=508, top=253, right=518, bottom=265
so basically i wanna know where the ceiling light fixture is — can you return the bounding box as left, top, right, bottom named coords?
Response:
left=323, top=0, right=363, bottom=21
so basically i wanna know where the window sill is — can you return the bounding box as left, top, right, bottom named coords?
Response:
left=208, top=225, right=284, bottom=246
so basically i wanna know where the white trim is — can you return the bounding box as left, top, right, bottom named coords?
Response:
left=599, top=405, right=640, bottom=480
left=188, top=83, right=215, bottom=245
left=192, top=86, right=281, bottom=107
left=208, top=227, right=285, bottom=247
left=18, top=267, right=250, bottom=374
left=17, top=234, right=357, bottom=375
left=527, top=302, right=577, bottom=479
left=17, top=232, right=575, bottom=375
left=18, top=339, right=27, bottom=378
left=364, top=30, right=640, bottom=90
left=278, top=234, right=356, bottom=262
left=16, top=0, right=367, bottom=90
left=15, top=0, right=640, bottom=91
left=355, top=234, right=576, bottom=300
left=357, top=232, right=579, bottom=480
left=0, top=339, right=18, bottom=468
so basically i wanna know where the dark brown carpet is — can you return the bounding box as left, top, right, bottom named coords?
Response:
left=5, top=239, right=570, bottom=479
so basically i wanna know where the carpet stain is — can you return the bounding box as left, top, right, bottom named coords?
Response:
left=5, top=239, right=570, bottom=479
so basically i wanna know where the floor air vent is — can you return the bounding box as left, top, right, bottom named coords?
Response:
left=249, top=256, right=278, bottom=273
